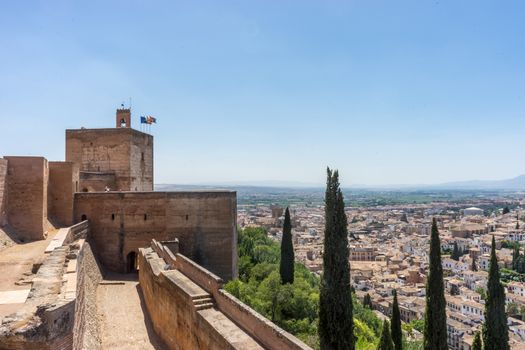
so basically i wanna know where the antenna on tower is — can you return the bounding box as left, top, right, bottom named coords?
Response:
left=129, top=97, right=132, bottom=110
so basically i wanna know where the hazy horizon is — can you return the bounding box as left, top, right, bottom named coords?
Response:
left=1, top=1, right=525, bottom=186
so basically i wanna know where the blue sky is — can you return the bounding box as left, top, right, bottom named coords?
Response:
left=1, top=1, right=524, bottom=186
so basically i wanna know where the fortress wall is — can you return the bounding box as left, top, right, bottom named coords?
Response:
left=72, top=239, right=103, bottom=350
left=214, top=290, right=311, bottom=350
left=48, top=162, right=79, bottom=226
left=138, top=249, right=249, bottom=350
left=165, top=191, right=237, bottom=280
left=169, top=248, right=310, bottom=350
left=73, top=191, right=237, bottom=280
left=4, top=156, right=49, bottom=241
left=139, top=244, right=312, bottom=350
left=0, top=158, right=7, bottom=226
left=129, top=131, right=153, bottom=191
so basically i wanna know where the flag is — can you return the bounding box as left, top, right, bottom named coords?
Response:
left=147, top=116, right=157, bottom=124
left=140, top=116, right=147, bottom=124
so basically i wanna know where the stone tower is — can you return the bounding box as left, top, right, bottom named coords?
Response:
left=116, top=108, right=131, bottom=128
left=66, top=108, right=153, bottom=192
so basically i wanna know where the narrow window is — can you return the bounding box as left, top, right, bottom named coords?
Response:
left=111, top=214, right=115, bottom=221
left=185, top=214, right=189, bottom=221
left=141, top=152, right=144, bottom=161
left=144, top=214, right=147, bottom=221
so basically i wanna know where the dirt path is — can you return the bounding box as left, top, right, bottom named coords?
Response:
left=97, top=273, right=167, bottom=350
left=0, top=230, right=57, bottom=318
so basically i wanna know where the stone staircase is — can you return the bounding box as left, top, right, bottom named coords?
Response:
left=193, top=295, right=214, bottom=311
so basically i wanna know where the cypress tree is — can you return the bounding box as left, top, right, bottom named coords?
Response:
left=471, top=331, right=482, bottom=350
left=319, top=168, right=355, bottom=350
left=503, top=206, right=510, bottom=215
left=423, top=218, right=448, bottom=350
left=279, top=207, right=294, bottom=284
left=391, top=290, right=402, bottom=350
left=378, top=320, right=394, bottom=350
left=482, top=235, right=509, bottom=350
left=512, top=246, right=520, bottom=270
left=451, top=242, right=460, bottom=261
left=471, top=255, right=478, bottom=272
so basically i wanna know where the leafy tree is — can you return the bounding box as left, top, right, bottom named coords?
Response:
left=503, top=206, right=510, bottom=215
left=391, top=290, right=402, bottom=350
left=482, top=235, right=509, bottom=350
left=280, top=207, right=295, bottom=284
left=377, top=320, right=394, bottom=350
left=319, top=168, right=355, bottom=350
left=471, top=331, right=482, bottom=350
left=423, top=218, right=448, bottom=350
left=409, top=319, right=425, bottom=333
left=257, top=270, right=292, bottom=321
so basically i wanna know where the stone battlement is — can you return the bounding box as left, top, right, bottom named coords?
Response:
left=139, top=240, right=312, bottom=350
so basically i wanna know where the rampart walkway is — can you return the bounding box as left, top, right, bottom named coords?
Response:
left=96, top=273, right=167, bottom=350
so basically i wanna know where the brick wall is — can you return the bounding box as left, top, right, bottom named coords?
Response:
left=73, top=191, right=237, bottom=280
left=48, top=161, right=79, bottom=226
left=0, top=158, right=7, bottom=226
left=4, top=156, right=49, bottom=240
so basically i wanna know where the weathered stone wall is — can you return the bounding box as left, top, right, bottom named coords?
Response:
left=48, top=162, right=79, bottom=226
left=72, top=239, right=103, bottom=350
left=0, top=158, right=7, bottom=226
left=65, top=128, right=153, bottom=191
left=78, top=172, right=116, bottom=192
left=138, top=244, right=312, bottom=350
left=73, top=191, right=237, bottom=280
left=4, top=156, right=49, bottom=241
left=130, top=130, right=153, bottom=191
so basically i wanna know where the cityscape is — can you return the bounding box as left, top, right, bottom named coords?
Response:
left=1, top=1, right=525, bottom=350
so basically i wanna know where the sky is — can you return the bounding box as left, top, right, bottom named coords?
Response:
left=1, top=0, right=524, bottom=187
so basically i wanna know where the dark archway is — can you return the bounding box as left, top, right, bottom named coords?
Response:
left=81, top=214, right=87, bottom=221
left=127, top=251, right=138, bottom=273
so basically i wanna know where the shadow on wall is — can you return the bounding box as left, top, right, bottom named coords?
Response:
left=135, top=284, right=168, bottom=350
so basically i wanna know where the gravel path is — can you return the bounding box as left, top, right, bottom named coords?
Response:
left=97, top=273, right=167, bottom=350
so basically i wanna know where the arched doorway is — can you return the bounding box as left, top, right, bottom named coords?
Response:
left=126, top=251, right=138, bottom=273
left=81, top=214, right=87, bottom=221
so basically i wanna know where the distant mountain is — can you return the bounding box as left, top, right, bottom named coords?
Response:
left=435, top=175, right=525, bottom=190
left=156, top=175, right=525, bottom=191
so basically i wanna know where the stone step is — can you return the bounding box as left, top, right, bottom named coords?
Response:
left=194, top=302, right=214, bottom=311
left=193, top=297, right=213, bottom=305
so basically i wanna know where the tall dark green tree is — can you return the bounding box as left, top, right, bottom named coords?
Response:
left=471, top=331, right=482, bottom=350
left=516, top=214, right=520, bottom=229
left=319, top=168, right=355, bottom=350
left=378, top=319, right=394, bottom=350
left=512, top=245, right=521, bottom=270
left=423, top=218, right=448, bottom=350
left=279, top=207, right=294, bottom=284
left=471, top=255, right=478, bottom=272
left=390, top=290, right=402, bottom=350
left=482, top=235, right=509, bottom=350
left=503, top=206, right=510, bottom=215
left=451, top=241, right=460, bottom=261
